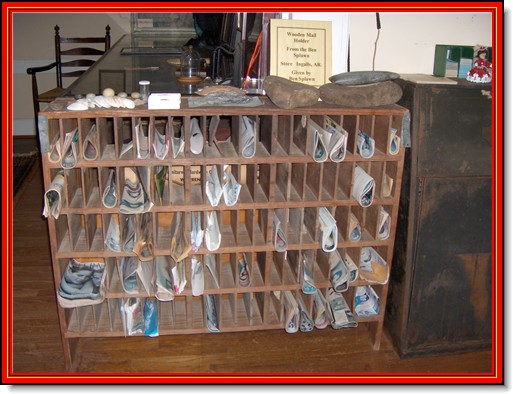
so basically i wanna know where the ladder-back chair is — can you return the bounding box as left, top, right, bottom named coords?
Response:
left=26, top=25, right=111, bottom=133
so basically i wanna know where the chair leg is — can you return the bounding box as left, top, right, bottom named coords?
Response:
left=29, top=73, right=40, bottom=135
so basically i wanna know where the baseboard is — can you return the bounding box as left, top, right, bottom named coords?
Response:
left=13, top=119, right=36, bottom=136
left=13, top=135, right=37, bottom=139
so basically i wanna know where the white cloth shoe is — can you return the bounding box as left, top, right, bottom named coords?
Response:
left=191, top=255, right=204, bottom=296
left=205, top=211, right=221, bottom=251
left=190, top=117, right=204, bottom=155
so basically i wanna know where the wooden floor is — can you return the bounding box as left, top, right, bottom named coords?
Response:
left=10, top=138, right=493, bottom=377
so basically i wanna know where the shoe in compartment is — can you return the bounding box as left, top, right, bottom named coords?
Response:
left=205, top=294, right=220, bottom=333
left=190, top=117, right=204, bottom=154
left=191, top=255, right=205, bottom=296
left=205, top=211, right=221, bottom=251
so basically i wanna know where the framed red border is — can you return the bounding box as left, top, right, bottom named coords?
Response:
left=2, top=1, right=503, bottom=385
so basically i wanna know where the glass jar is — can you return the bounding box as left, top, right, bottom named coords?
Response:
left=179, top=45, right=202, bottom=83
left=139, top=80, right=150, bottom=103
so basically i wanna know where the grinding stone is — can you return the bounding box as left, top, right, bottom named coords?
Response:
left=319, top=81, right=403, bottom=107
left=329, top=71, right=400, bottom=85
left=263, top=76, right=319, bottom=109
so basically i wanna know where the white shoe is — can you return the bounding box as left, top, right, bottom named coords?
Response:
left=283, top=291, right=299, bottom=334
left=319, top=207, right=337, bottom=252
left=205, top=294, right=220, bottom=333
left=190, top=212, right=204, bottom=252
left=190, top=117, right=204, bottom=155
left=222, top=166, right=241, bottom=206
left=241, top=115, right=256, bottom=158
left=312, top=290, right=329, bottom=329
left=329, top=250, right=349, bottom=293
left=348, top=212, right=361, bottom=242
left=206, top=166, right=223, bottom=207
left=301, top=256, right=317, bottom=295
left=205, top=254, right=220, bottom=288
left=297, top=295, right=314, bottom=332
left=238, top=254, right=251, bottom=288
left=273, top=213, right=288, bottom=252
left=102, top=168, right=117, bottom=208
left=171, top=261, right=187, bottom=295
left=205, top=211, right=221, bottom=251
left=191, top=255, right=204, bottom=296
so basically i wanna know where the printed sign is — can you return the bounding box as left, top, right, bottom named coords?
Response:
left=270, top=19, right=332, bottom=86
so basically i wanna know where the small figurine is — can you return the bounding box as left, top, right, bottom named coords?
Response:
left=466, top=46, right=492, bottom=83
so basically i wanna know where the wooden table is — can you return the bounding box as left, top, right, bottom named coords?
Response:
left=63, top=34, right=208, bottom=97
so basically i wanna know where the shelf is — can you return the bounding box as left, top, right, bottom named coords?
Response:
left=40, top=96, right=406, bottom=370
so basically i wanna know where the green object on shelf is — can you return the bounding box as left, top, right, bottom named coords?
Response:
left=433, top=44, right=492, bottom=78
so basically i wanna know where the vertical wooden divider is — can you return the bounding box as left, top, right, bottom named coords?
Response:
left=276, top=115, right=292, bottom=155
left=154, top=211, right=162, bottom=252
left=366, top=204, right=381, bottom=241
left=334, top=206, right=349, bottom=243
left=76, top=118, right=86, bottom=159
left=290, top=162, right=306, bottom=201
left=276, top=162, right=291, bottom=201
left=146, top=116, right=152, bottom=157
left=231, top=209, right=239, bottom=245
left=183, top=165, right=192, bottom=206
left=245, top=164, right=257, bottom=202
left=85, top=213, right=97, bottom=251
left=81, top=167, right=93, bottom=207
left=151, top=210, right=158, bottom=260
left=322, top=161, right=339, bottom=200
left=97, top=167, right=106, bottom=207
left=198, top=164, right=206, bottom=205
left=346, top=114, right=360, bottom=156
left=303, top=206, right=319, bottom=246
left=112, top=117, right=122, bottom=160
left=230, top=252, right=238, bottom=290
left=258, top=164, right=271, bottom=202
left=248, top=251, right=257, bottom=288
left=96, top=117, right=108, bottom=160
left=182, top=116, right=191, bottom=157
left=292, top=115, right=307, bottom=154
left=370, top=115, right=377, bottom=151
left=246, top=209, right=256, bottom=245
left=229, top=292, right=237, bottom=326
left=185, top=294, right=193, bottom=328
left=369, top=161, right=384, bottom=200
left=199, top=115, right=207, bottom=153
left=373, top=115, right=391, bottom=155
left=232, top=115, right=242, bottom=155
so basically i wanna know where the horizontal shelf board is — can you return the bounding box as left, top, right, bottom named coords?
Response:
left=54, top=239, right=395, bottom=258
left=59, top=199, right=397, bottom=215
left=43, top=152, right=404, bottom=169
left=63, top=320, right=380, bottom=338
left=41, top=97, right=408, bottom=118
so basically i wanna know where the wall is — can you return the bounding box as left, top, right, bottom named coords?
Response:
left=11, top=11, right=492, bottom=136
left=12, top=12, right=131, bottom=136
left=349, top=12, right=492, bottom=72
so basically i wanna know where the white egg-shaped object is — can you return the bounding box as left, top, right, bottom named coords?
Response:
left=122, top=98, right=136, bottom=109
left=67, top=101, right=89, bottom=111
left=102, top=88, right=115, bottom=97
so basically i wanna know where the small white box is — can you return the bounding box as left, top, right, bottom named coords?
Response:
left=148, top=93, right=181, bottom=109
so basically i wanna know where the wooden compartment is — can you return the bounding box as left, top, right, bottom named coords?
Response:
left=39, top=97, right=406, bottom=369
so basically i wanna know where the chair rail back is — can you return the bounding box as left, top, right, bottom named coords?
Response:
left=54, top=25, right=111, bottom=88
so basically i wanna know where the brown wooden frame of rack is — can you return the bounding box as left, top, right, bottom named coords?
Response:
left=39, top=97, right=407, bottom=370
